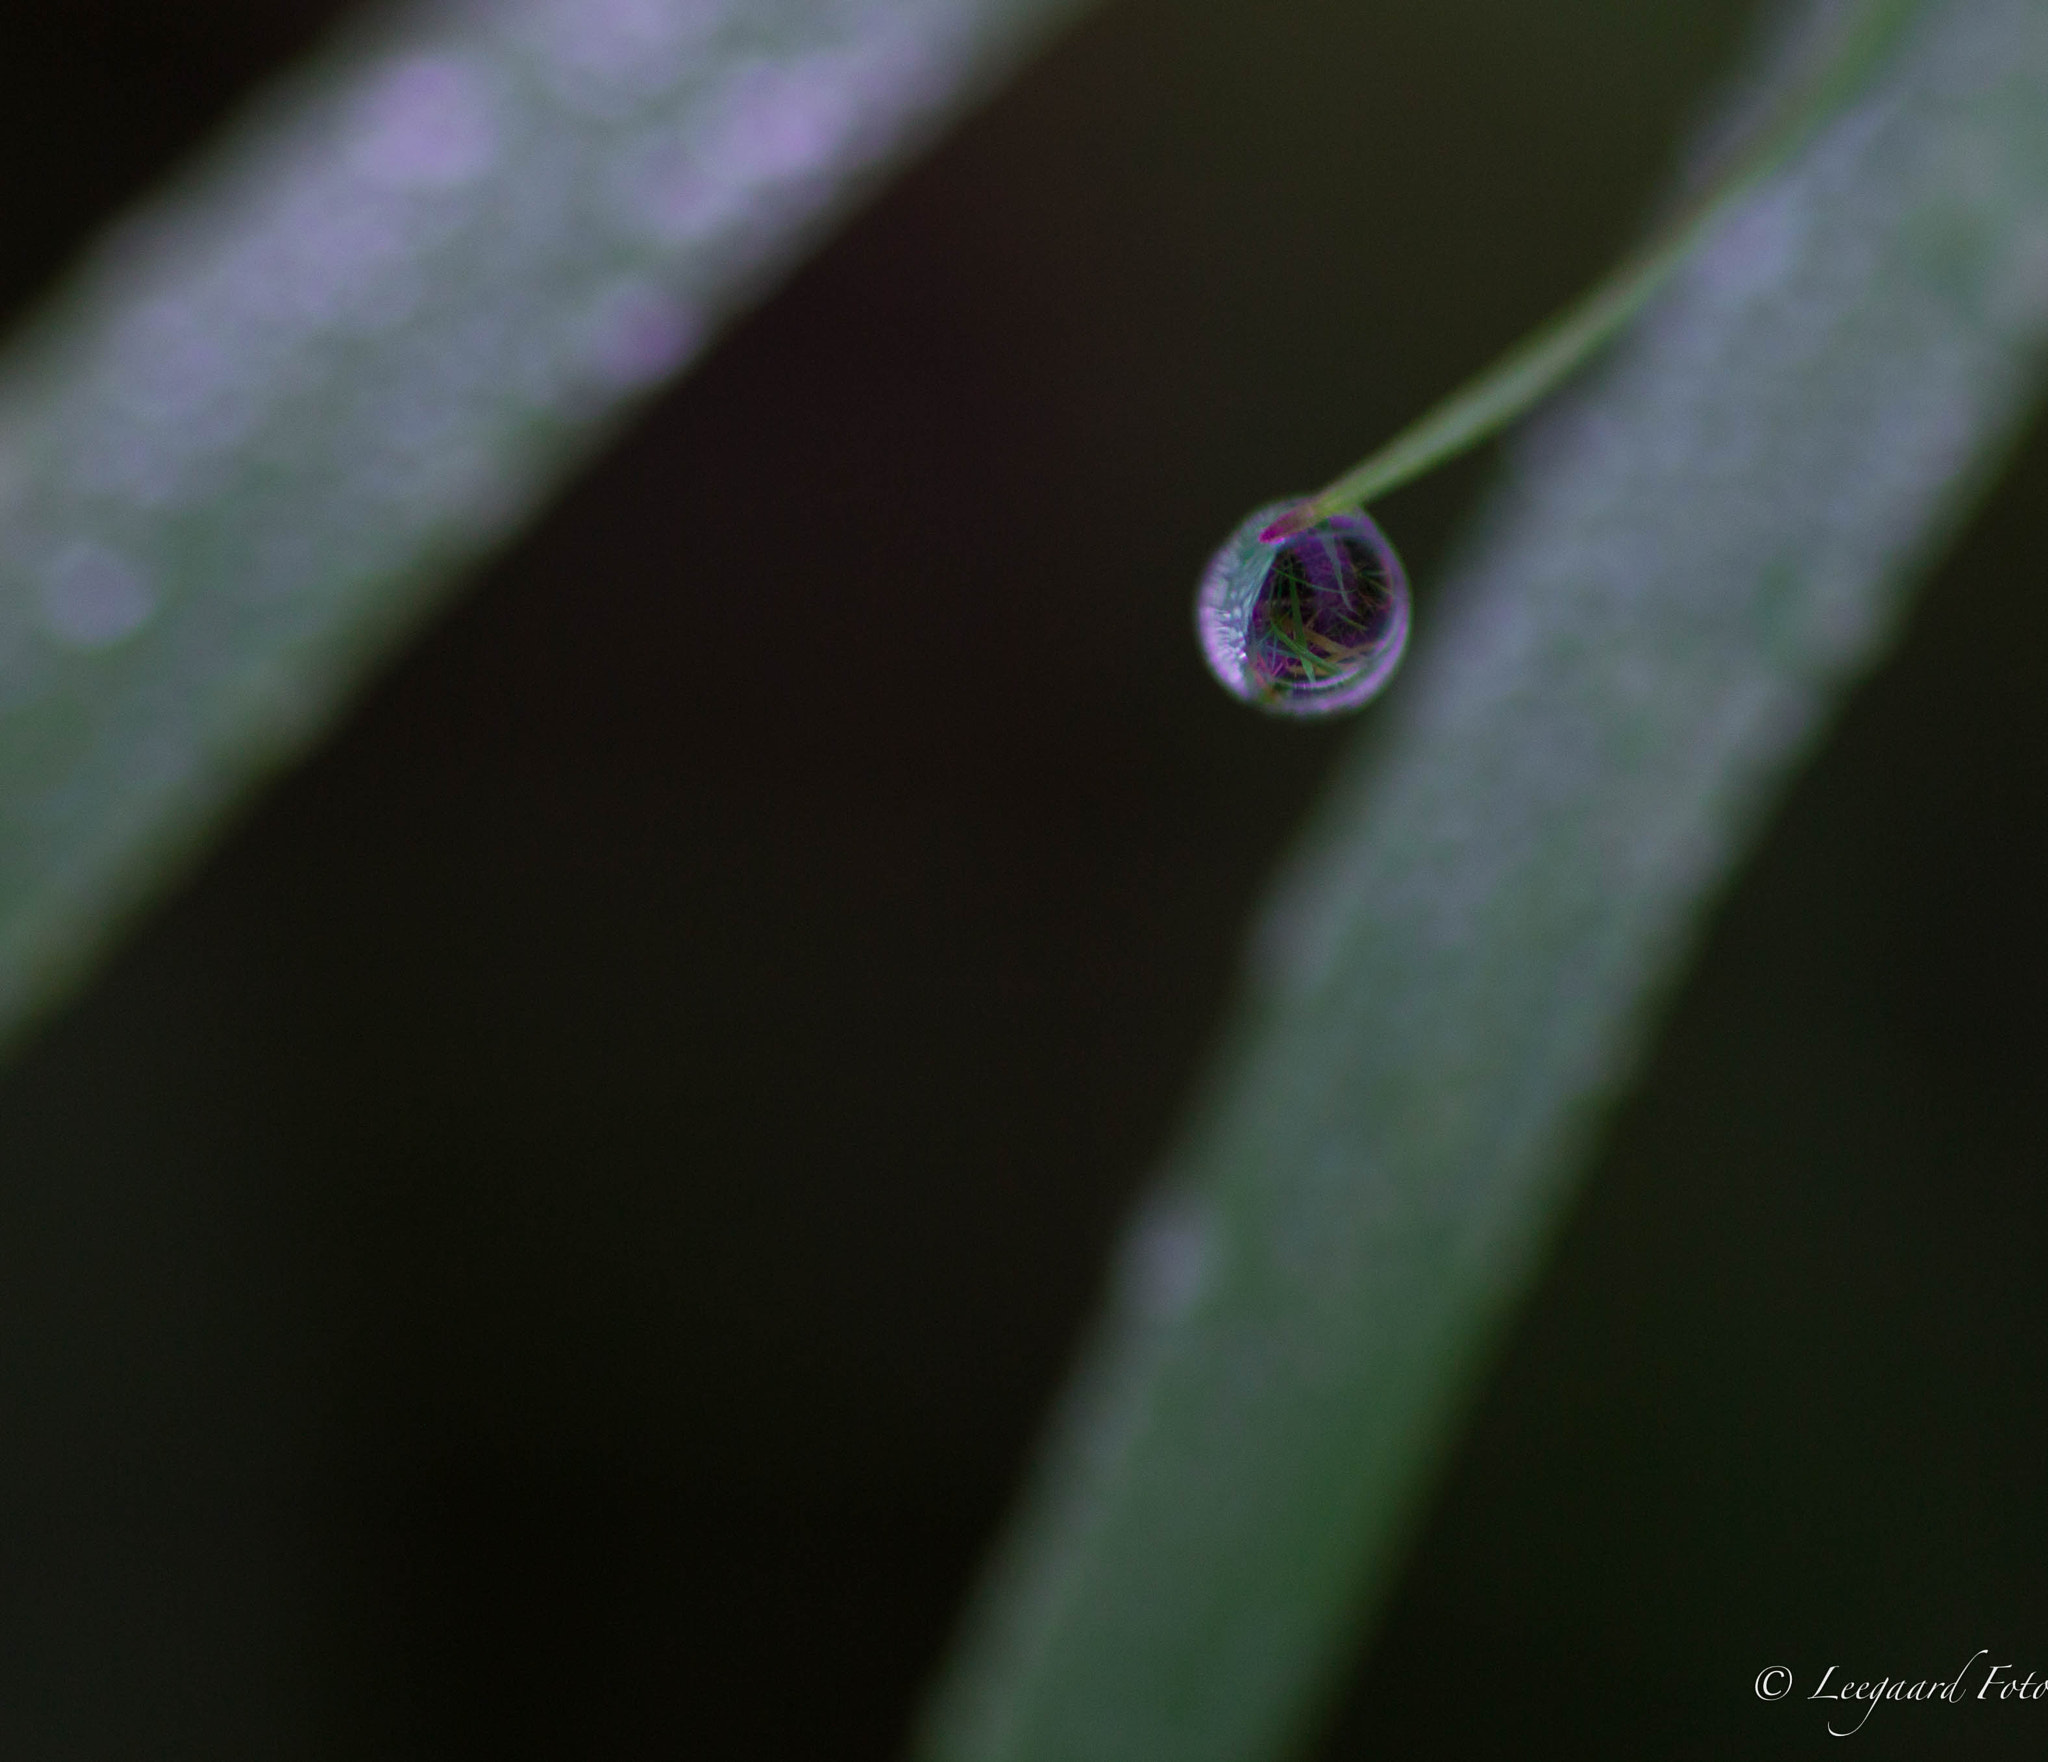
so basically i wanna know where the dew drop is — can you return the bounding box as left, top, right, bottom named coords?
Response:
left=38, top=542, right=156, bottom=650
left=1195, top=501, right=1410, bottom=716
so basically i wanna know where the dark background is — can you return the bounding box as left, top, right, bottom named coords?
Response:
left=1, top=0, right=2044, bottom=1756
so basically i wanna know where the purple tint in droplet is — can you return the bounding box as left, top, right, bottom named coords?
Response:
left=1195, top=501, right=1410, bottom=717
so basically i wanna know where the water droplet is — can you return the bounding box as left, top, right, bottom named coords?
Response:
left=346, top=54, right=501, bottom=193
left=1195, top=501, right=1410, bottom=716
left=39, top=542, right=156, bottom=650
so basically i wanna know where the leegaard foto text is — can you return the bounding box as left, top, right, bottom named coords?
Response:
left=1755, top=1651, right=2048, bottom=1735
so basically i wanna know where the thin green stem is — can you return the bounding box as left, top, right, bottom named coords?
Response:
left=1261, top=0, right=1930, bottom=543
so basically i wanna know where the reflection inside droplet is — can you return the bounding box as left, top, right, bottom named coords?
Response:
left=1195, top=501, right=1410, bottom=716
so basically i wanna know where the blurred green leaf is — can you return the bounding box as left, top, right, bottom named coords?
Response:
left=0, top=0, right=1082, bottom=1048
left=918, top=3, right=2048, bottom=1759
